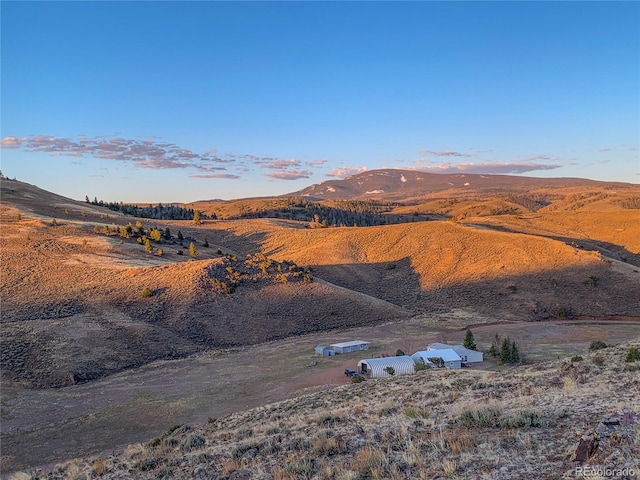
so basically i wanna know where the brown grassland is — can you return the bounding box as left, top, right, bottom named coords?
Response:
left=0, top=175, right=639, bottom=478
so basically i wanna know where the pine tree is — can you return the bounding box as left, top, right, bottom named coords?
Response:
left=500, top=337, right=512, bottom=364
left=203, top=238, right=209, bottom=248
left=193, top=210, right=201, bottom=225
left=144, top=238, right=153, bottom=253
left=463, top=329, right=477, bottom=350
left=510, top=341, right=521, bottom=364
left=189, top=242, right=198, bottom=258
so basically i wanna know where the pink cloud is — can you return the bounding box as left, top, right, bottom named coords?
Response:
left=1, top=136, right=26, bottom=148
left=326, top=166, right=368, bottom=178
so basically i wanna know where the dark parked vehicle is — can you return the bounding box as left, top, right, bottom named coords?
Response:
left=344, top=368, right=357, bottom=377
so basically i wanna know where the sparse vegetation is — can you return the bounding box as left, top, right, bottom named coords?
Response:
left=189, top=242, right=198, bottom=258
left=141, top=287, right=153, bottom=297
left=589, top=340, right=608, bottom=351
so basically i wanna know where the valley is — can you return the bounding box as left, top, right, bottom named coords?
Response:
left=1, top=171, right=639, bottom=475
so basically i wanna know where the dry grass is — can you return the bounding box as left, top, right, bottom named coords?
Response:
left=12, top=339, right=638, bottom=479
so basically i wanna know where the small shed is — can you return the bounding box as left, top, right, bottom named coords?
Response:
left=315, top=346, right=336, bottom=357
left=330, top=340, right=370, bottom=354
left=357, top=356, right=415, bottom=378
left=427, top=343, right=483, bottom=364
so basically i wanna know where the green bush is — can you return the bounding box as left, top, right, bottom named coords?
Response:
left=625, top=347, right=640, bottom=363
left=351, top=375, right=365, bottom=383
left=589, top=341, right=607, bottom=351
left=570, top=355, right=583, bottom=362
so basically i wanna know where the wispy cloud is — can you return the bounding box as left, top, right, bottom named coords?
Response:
left=1, top=134, right=327, bottom=182
left=305, top=159, right=328, bottom=167
left=411, top=161, right=562, bottom=175
left=418, top=150, right=472, bottom=158
left=326, top=166, right=368, bottom=178
left=189, top=173, right=240, bottom=179
left=266, top=169, right=313, bottom=180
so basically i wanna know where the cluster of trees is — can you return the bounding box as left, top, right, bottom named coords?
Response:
left=85, top=196, right=209, bottom=221
left=93, top=219, right=206, bottom=258
left=488, top=333, right=521, bottom=364
left=226, top=197, right=420, bottom=227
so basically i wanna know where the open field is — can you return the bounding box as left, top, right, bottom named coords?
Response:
left=1, top=316, right=638, bottom=473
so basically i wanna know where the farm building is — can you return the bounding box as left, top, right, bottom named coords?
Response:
left=330, top=340, right=370, bottom=354
left=357, top=356, right=415, bottom=378
left=413, top=348, right=462, bottom=369
left=427, top=342, right=483, bottom=364
left=315, top=346, right=336, bottom=357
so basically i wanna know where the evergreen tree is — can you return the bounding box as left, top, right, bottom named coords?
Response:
left=189, top=242, right=198, bottom=258
left=500, top=337, right=512, bottom=364
left=203, top=238, right=209, bottom=248
left=177, top=231, right=184, bottom=243
left=144, top=238, right=153, bottom=253
left=510, top=340, right=521, bottom=364
left=193, top=210, right=201, bottom=225
left=463, top=329, right=477, bottom=350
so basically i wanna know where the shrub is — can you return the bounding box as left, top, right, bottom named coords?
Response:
left=592, top=354, right=605, bottom=366
left=457, top=406, right=542, bottom=428
left=584, top=275, right=599, bottom=287
left=141, top=287, right=153, bottom=298
left=177, top=249, right=184, bottom=256
left=180, top=434, right=205, bottom=453
left=395, top=349, right=405, bottom=356
left=571, top=355, right=583, bottom=362
left=625, top=347, right=640, bottom=363
left=403, top=406, right=430, bottom=419
left=557, top=306, right=572, bottom=318
left=351, top=375, right=365, bottom=383
left=589, top=341, right=607, bottom=351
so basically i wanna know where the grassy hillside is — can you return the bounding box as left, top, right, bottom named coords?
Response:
left=20, top=339, right=639, bottom=479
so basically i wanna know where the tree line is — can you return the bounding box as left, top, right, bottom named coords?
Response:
left=85, top=196, right=212, bottom=221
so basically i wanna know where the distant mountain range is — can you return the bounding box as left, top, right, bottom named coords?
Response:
left=290, top=169, right=630, bottom=201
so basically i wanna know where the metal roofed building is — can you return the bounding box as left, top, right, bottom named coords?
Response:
left=413, top=348, right=462, bottom=369
left=330, top=340, right=370, bottom=354
left=357, top=356, right=415, bottom=378
left=427, top=343, right=483, bottom=364
left=315, top=346, right=336, bottom=357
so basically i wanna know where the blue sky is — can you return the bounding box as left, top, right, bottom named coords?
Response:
left=2, top=1, right=638, bottom=202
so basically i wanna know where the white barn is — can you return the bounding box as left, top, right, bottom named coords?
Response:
left=413, top=348, right=462, bottom=369
left=427, top=343, right=483, bottom=364
left=330, top=340, right=370, bottom=354
left=357, top=356, right=415, bottom=378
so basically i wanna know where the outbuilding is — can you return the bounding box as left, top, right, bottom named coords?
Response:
left=315, top=346, right=336, bottom=357
left=427, top=342, right=484, bottom=364
left=330, top=340, right=370, bottom=354
left=357, top=356, right=415, bottom=378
